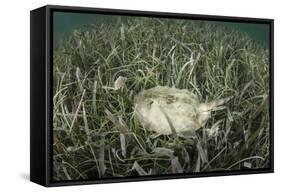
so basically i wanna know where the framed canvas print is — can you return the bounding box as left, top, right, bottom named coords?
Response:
left=30, top=5, right=274, bottom=187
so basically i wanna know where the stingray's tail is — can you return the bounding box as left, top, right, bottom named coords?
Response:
left=199, top=96, right=233, bottom=112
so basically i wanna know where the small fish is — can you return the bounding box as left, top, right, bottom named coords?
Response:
left=102, top=76, right=127, bottom=90
left=114, top=76, right=127, bottom=90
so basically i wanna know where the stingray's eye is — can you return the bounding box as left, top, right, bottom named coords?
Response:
left=149, top=100, right=154, bottom=106
left=166, top=100, right=172, bottom=104
left=166, top=95, right=175, bottom=104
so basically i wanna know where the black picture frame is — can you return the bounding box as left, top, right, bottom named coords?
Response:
left=30, top=5, right=274, bottom=187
